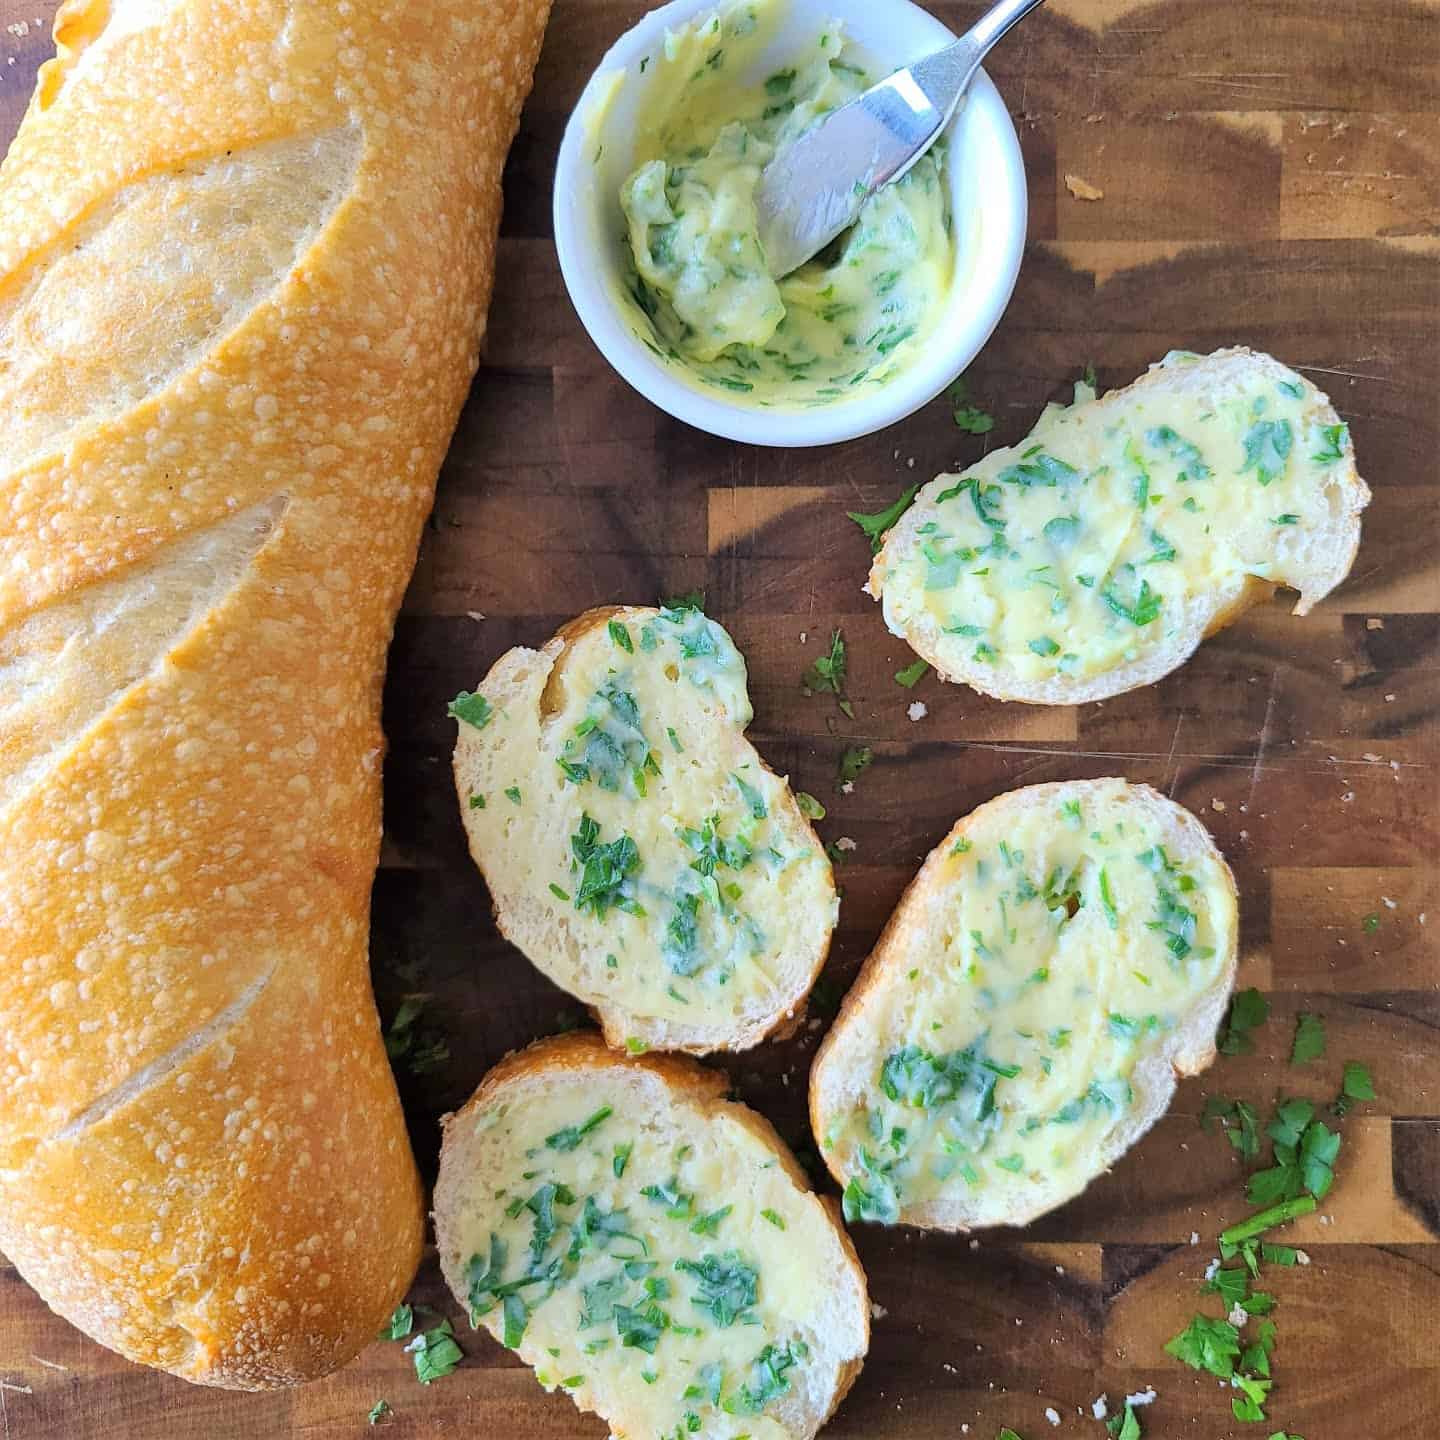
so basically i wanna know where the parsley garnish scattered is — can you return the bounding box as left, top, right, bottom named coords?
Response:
left=377, top=1304, right=413, bottom=1342
left=837, top=745, right=873, bottom=789
left=847, top=486, right=919, bottom=553
left=730, top=771, right=767, bottom=819
left=1290, top=1012, right=1326, bottom=1065
left=795, top=791, right=826, bottom=820
left=1106, top=1405, right=1143, bottom=1440
left=383, top=997, right=449, bottom=1077
left=802, top=628, right=854, bottom=716
left=675, top=1252, right=757, bottom=1326
left=505, top=785, right=522, bottom=805
left=1241, top=418, right=1294, bottom=486
left=447, top=691, right=493, bottom=729
left=1361, top=911, right=1379, bottom=933
left=570, top=814, right=644, bottom=919
left=1101, top=563, right=1163, bottom=626
left=948, top=374, right=995, bottom=433
left=1219, top=987, right=1269, bottom=1055
left=1332, top=1060, right=1375, bottom=1117
left=1311, top=421, right=1349, bottom=464
left=545, top=1105, right=612, bottom=1152
left=895, top=658, right=929, bottom=688
left=367, top=1400, right=392, bottom=1424
left=409, top=1319, right=464, bottom=1383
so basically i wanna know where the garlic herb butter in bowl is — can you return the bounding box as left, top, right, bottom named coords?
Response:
left=555, top=0, right=1027, bottom=447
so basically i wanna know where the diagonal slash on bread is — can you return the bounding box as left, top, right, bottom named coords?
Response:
left=866, top=347, right=1370, bottom=704
left=434, top=1032, right=869, bottom=1440
left=451, top=605, right=838, bottom=1054
left=811, top=779, right=1239, bottom=1231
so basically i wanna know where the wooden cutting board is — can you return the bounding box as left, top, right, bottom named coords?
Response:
left=1, top=1, right=1437, bottom=1436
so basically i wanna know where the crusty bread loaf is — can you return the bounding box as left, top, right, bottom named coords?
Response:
left=0, top=0, right=549, bottom=1387
left=866, top=348, right=1370, bottom=704
left=811, top=779, right=1238, bottom=1231
left=452, top=605, right=838, bottom=1053
left=434, top=1032, right=869, bottom=1440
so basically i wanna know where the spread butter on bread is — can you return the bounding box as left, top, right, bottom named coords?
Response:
left=0, top=0, right=549, bottom=1387
left=452, top=605, right=838, bottom=1054
left=811, top=779, right=1238, bottom=1230
left=867, top=348, right=1369, bottom=703
left=435, top=1032, right=869, bottom=1439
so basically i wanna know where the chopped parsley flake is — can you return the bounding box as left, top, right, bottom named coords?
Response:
left=447, top=691, right=493, bottom=729
left=847, top=486, right=919, bottom=553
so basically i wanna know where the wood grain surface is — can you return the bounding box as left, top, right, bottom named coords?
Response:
left=1, top=1, right=1437, bottom=1437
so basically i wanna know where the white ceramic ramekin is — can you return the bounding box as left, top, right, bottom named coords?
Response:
left=553, top=0, right=1027, bottom=448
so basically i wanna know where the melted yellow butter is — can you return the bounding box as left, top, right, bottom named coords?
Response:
left=472, top=607, right=834, bottom=1034
left=457, top=1079, right=834, bottom=1439
left=878, top=352, right=1354, bottom=685
left=827, top=781, right=1234, bottom=1222
left=618, top=0, right=953, bottom=408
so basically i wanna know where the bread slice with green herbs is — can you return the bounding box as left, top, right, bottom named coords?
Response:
left=451, top=604, right=837, bottom=1054
left=434, top=1032, right=869, bottom=1439
left=866, top=347, right=1369, bottom=703
left=810, top=778, right=1239, bottom=1230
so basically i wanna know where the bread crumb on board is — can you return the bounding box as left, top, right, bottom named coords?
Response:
left=1064, top=172, right=1105, bottom=201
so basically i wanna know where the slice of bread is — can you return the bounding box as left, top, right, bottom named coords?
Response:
left=451, top=605, right=838, bottom=1054
left=810, top=779, right=1238, bottom=1231
left=867, top=347, right=1370, bottom=703
left=434, top=1033, right=869, bottom=1439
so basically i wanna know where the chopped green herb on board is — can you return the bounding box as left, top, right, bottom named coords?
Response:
left=795, top=791, right=827, bottom=820
left=848, top=485, right=919, bottom=552
left=895, top=659, right=929, bottom=688
left=409, top=1319, right=464, bottom=1383
left=1332, top=1060, right=1375, bottom=1117
left=1361, top=911, right=1380, bottom=933
left=1219, top=987, right=1269, bottom=1055
left=998, top=1429, right=1026, bottom=1440
left=660, top=588, right=706, bottom=612
left=377, top=1304, right=413, bottom=1342
left=505, top=785, right=522, bottom=805
left=384, top=998, right=450, bottom=1078
left=802, top=628, right=854, bottom=717
left=468, top=793, right=486, bottom=809
left=447, top=691, right=493, bottom=729
left=837, top=745, right=873, bottom=789
left=1106, top=1404, right=1143, bottom=1440
left=1290, top=1012, right=1326, bottom=1065
left=367, top=1399, right=392, bottom=1424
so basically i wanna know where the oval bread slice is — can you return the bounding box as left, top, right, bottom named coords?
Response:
left=810, top=779, right=1238, bottom=1230
left=434, top=1033, right=869, bottom=1440
left=452, top=604, right=838, bottom=1054
left=867, top=347, right=1370, bottom=703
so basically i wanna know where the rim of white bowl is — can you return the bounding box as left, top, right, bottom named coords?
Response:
left=552, top=0, right=1028, bottom=449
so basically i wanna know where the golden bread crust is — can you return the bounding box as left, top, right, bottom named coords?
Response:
left=0, top=0, right=550, bottom=1388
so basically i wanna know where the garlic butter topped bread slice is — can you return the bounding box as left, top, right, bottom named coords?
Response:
left=810, top=780, right=1238, bottom=1230
left=435, top=1033, right=869, bottom=1440
left=452, top=605, right=837, bottom=1053
left=868, top=348, right=1369, bottom=703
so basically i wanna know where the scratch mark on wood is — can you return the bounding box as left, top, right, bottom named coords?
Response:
left=1248, top=671, right=1280, bottom=813
left=1163, top=712, right=1185, bottom=798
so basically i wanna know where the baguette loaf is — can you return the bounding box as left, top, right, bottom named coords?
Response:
left=811, top=780, right=1238, bottom=1230
left=434, top=1032, right=870, bottom=1440
left=451, top=605, right=838, bottom=1053
left=866, top=348, right=1369, bottom=703
left=0, top=0, right=548, bottom=1387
